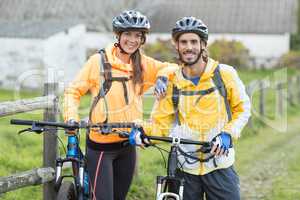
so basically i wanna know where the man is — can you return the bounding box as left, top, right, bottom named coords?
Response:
left=131, top=16, right=251, bottom=200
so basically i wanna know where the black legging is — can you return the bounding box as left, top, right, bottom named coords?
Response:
left=86, top=144, right=136, bottom=200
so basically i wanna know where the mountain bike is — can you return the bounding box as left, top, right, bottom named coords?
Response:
left=10, top=119, right=135, bottom=200
left=146, top=135, right=214, bottom=200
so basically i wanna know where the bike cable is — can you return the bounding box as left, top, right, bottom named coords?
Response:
left=151, top=144, right=168, bottom=169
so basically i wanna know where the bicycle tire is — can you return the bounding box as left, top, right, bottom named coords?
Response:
left=56, top=181, right=76, bottom=200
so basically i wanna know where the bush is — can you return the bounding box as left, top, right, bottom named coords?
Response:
left=142, top=38, right=252, bottom=69
left=208, top=39, right=251, bottom=69
left=277, top=51, right=300, bottom=69
left=291, top=34, right=300, bottom=51
left=143, top=39, right=177, bottom=63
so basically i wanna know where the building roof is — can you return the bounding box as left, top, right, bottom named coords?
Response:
left=0, top=20, right=79, bottom=38
left=0, top=0, right=297, bottom=37
left=150, top=0, right=298, bottom=34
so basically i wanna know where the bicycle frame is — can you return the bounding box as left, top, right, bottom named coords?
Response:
left=10, top=119, right=135, bottom=200
left=148, top=136, right=213, bottom=200
left=54, top=135, right=89, bottom=200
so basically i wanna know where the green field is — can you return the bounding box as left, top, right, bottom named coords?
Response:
left=0, top=68, right=300, bottom=200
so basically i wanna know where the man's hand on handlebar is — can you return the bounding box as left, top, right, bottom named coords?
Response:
left=210, top=132, right=232, bottom=156
left=129, top=127, right=151, bottom=149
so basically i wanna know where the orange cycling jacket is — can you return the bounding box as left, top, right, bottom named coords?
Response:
left=64, top=44, right=177, bottom=143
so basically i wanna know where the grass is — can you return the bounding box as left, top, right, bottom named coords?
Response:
left=0, top=68, right=299, bottom=199
left=236, top=116, right=300, bottom=199
left=267, top=152, right=300, bottom=199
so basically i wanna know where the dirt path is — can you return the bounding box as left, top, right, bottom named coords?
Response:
left=240, top=118, right=300, bottom=199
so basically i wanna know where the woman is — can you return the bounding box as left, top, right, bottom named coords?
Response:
left=64, top=10, right=175, bottom=200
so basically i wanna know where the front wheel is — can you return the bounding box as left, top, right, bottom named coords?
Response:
left=56, top=181, right=76, bottom=200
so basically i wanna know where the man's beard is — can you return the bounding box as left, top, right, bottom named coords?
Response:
left=179, top=49, right=202, bottom=66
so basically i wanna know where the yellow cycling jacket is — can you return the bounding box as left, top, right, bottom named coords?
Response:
left=64, top=43, right=177, bottom=144
left=143, top=58, right=251, bottom=175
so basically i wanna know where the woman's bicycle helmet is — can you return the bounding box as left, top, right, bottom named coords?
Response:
left=112, top=10, right=150, bottom=33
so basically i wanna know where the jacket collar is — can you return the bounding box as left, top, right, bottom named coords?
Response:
left=174, top=58, right=219, bottom=89
left=105, top=43, right=133, bottom=73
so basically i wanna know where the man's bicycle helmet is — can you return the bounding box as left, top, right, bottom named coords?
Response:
left=113, top=10, right=150, bottom=33
left=172, top=16, right=208, bottom=41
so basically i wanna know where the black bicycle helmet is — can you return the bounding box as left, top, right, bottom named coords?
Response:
left=112, top=10, right=150, bottom=33
left=172, top=16, right=208, bottom=41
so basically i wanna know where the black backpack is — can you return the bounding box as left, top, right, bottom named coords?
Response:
left=88, top=49, right=130, bottom=123
left=172, top=65, right=232, bottom=125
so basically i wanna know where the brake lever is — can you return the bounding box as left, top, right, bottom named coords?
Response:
left=18, top=128, right=43, bottom=135
left=31, top=122, right=45, bottom=133
left=118, top=131, right=129, bottom=138
left=18, top=128, right=33, bottom=135
left=18, top=122, right=45, bottom=135
left=199, top=145, right=212, bottom=153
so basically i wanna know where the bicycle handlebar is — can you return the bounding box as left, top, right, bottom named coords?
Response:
left=11, top=119, right=212, bottom=150
left=148, top=135, right=211, bottom=147
left=10, top=119, right=136, bottom=129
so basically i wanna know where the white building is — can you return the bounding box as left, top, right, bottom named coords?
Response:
left=0, top=21, right=86, bottom=89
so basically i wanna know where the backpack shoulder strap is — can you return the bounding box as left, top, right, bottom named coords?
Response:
left=98, top=49, right=130, bottom=104
left=212, top=65, right=232, bottom=121
left=88, top=49, right=112, bottom=123
left=98, top=49, right=113, bottom=96
left=172, top=84, right=181, bottom=125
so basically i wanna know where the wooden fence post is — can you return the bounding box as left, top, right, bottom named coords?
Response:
left=288, top=77, right=296, bottom=106
left=297, top=75, right=300, bottom=104
left=259, top=81, right=265, bottom=116
left=43, top=82, right=59, bottom=200
left=246, top=84, right=253, bottom=129
left=276, top=82, right=284, bottom=117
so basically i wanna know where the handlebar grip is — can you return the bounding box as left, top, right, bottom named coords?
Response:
left=11, top=119, right=74, bottom=129
left=10, top=119, right=34, bottom=126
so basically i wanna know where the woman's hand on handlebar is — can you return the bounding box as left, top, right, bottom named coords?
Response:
left=129, top=127, right=151, bottom=148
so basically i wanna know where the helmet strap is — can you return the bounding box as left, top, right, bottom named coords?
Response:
left=113, top=32, right=129, bottom=54
left=141, top=34, right=146, bottom=45
left=200, top=39, right=208, bottom=63
left=115, top=42, right=129, bottom=54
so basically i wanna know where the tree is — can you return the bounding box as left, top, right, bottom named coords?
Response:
left=291, top=0, right=300, bottom=50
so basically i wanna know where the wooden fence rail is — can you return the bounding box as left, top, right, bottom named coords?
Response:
left=0, top=95, right=56, bottom=117
left=245, top=74, right=300, bottom=130
left=0, top=82, right=59, bottom=200
left=0, top=167, right=55, bottom=194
